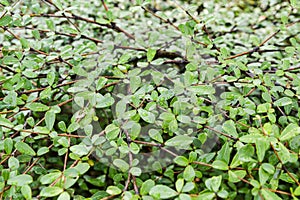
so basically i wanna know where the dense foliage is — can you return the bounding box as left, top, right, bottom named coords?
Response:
left=0, top=0, right=300, bottom=199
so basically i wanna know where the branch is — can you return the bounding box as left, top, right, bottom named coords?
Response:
left=29, top=13, right=135, bottom=40
left=225, top=20, right=300, bottom=60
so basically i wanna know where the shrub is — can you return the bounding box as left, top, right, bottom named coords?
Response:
left=0, top=0, right=300, bottom=199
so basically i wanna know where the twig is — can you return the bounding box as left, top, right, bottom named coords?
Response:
left=123, top=129, right=139, bottom=194
left=270, top=143, right=300, bottom=186
left=225, top=19, right=300, bottom=60
left=204, top=126, right=238, bottom=141
left=29, top=13, right=135, bottom=40
left=101, top=0, right=108, bottom=11
left=42, top=0, right=81, bottom=32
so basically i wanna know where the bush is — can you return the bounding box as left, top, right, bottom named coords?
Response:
left=0, top=0, right=300, bottom=199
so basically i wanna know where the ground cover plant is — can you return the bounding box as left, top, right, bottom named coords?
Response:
left=0, top=0, right=300, bottom=199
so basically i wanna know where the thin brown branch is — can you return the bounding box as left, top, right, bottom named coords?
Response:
left=29, top=13, right=135, bottom=40
left=2, top=26, right=76, bottom=69
left=0, top=65, right=16, bottom=73
left=101, top=0, right=109, bottom=11
left=21, top=80, right=78, bottom=94
left=270, top=143, right=300, bottom=186
left=133, top=140, right=162, bottom=147
left=141, top=6, right=179, bottom=31
left=204, top=126, right=238, bottom=141
left=42, top=0, right=81, bottom=32
left=225, top=19, right=300, bottom=60
left=123, top=129, right=139, bottom=194
left=22, top=27, right=103, bottom=43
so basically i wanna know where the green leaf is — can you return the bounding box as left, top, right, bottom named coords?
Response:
left=2, top=169, right=9, bottom=181
left=149, top=129, right=163, bottom=143
left=205, top=175, right=222, bottom=192
left=7, top=174, right=33, bottom=186
left=130, top=167, right=142, bottom=176
left=4, top=138, right=13, bottom=154
left=0, top=15, right=12, bottom=26
left=33, top=126, right=50, bottom=134
left=138, top=108, right=155, bottom=123
left=47, top=71, right=56, bottom=86
left=0, top=116, right=14, bottom=128
left=257, top=103, right=271, bottom=113
left=52, top=0, right=63, bottom=10
left=212, top=160, right=228, bottom=170
left=128, top=123, right=141, bottom=143
left=176, top=178, right=184, bottom=192
left=63, top=176, right=77, bottom=189
left=37, top=147, right=49, bottom=156
left=262, top=92, right=272, bottom=102
left=186, top=63, right=198, bottom=71
left=222, top=120, right=238, bottom=138
left=70, top=145, right=89, bottom=156
left=149, top=185, right=178, bottom=199
left=256, top=140, right=269, bottom=162
left=3, top=91, right=17, bottom=107
left=239, top=134, right=261, bottom=143
left=228, top=170, right=247, bottom=183
left=261, top=188, right=282, bottom=200
left=238, top=144, right=254, bottom=162
left=21, top=185, right=32, bottom=200
left=95, top=94, right=115, bottom=108
left=182, top=182, right=195, bottom=193
left=140, top=180, right=155, bottom=195
left=20, top=37, right=30, bottom=49
left=178, top=23, right=194, bottom=36
left=188, top=85, right=215, bottom=95
left=3, top=56, right=19, bottom=65
left=96, top=77, right=108, bottom=90
left=290, top=0, right=299, bottom=7
left=130, top=76, right=141, bottom=93
left=23, top=70, right=37, bottom=78
left=46, top=19, right=55, bottom=31
left=57, top=192, right=70, bottom=200
left=174, top=156, right=189, bottom=166
left=119, top=53, right=131, bottom=64
left=216, top=142, right=231, bottom=164
left=147, top=48, right=157, bottom=62
left=130, top=141, right=139, bottom=154
left=183, top=165, right=195, bottom=181
left=277, top=142, right=290, bottom=164
left=40, top=186, right=63, bottom=197
left=197, top=192, right=215, bottom=200
left=274, top=97, right=292, bottom=107
left=262, top=163, right=275, bottom=174
left=26, top=103, right=49, bottom=112
left=40, top=87, right=52, bottom=99
left=58, top=121, right=67, bottom=131
left=295, top=186, right=300, bottom=196
left=32, top=29, right=40, bottom=39
left=280, top=123, right=300, bottom=141
left=152, top=71, right=164, bottom=85
left=106, top=186, right=122, bottom=195
left=113, top=159, right=129, bottom=172
left=105, top=124, right=120, bottom=140
left=165, top=135, right=193, bottom=149
left=15, top=141, right=36, bottom=156
left=279, top=172, right=298, bottom=183
left=8, top=157, right=19, bottom=170
left=285, top=47, right=295, bottom=54
left=67, top=122, right=80, bottom=133
left=45, top=111, right=56, bottom=130
left=74, top=163, right=90, bottom=175
left=116, top=99, right=129, bottom=119
left=40, top=172, right=62, bottom=184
